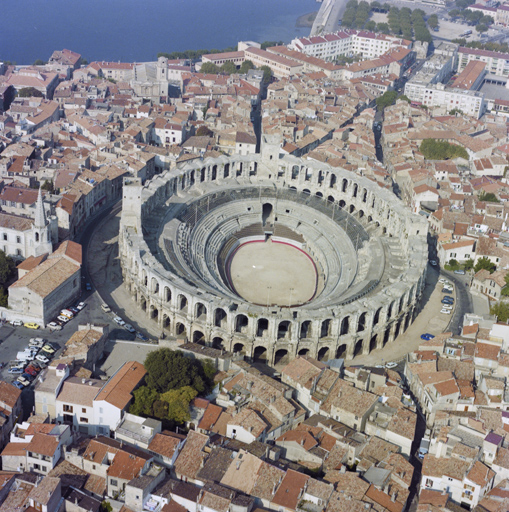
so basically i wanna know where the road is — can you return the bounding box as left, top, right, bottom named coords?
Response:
left=310, top=0, right=348, bottom=36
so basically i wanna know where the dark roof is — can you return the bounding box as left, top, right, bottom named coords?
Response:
left=197, top=446, right=234, bottom=483
left=65, top=488, right=101, bottom=512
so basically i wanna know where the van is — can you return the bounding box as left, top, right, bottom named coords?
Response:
left=16, top=350, right=33, bottom=362
left=418, top=438, right=429, bottom=459
left=101, top=304, right=111, bottom=313
left=60, top=309, right=74, bottom=319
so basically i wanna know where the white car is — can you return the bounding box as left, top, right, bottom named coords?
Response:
left=10, top=320, right=23, bottom=326
left=440, top=308, right=452, bottom=314
left=48, top=322, right=62, bottom=331
left=35, top=354, right=50, bottom=364
left=386, top=362, right=398, bottom=369
left=113, top=316, right=125, bottom=326
left=124, top=323, right=136, bottom=333
left=101, top=304, right=111, bottom=313
left=29, top=338, right=45, bottom=348
left=57, top=315, right=70, bottom=323
left=442, top=304, right=453, bottom=310
left=77, top=302, right=86, bottom=310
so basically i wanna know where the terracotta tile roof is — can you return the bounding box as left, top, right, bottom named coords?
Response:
left=251, top=462, right=285, bottom=501
left=27, top=433, right=59, bottom=457
left=422, top=455, right=469, bottom=481
left=198, top=403, right=223, bottom=431
left=365, top=484, right=403, bottom=512
left=276, top=430, right=318, bottom=451
left=51, top=240, right=82, bottom=265
left=0, top=442, right=29, bottom=457
left=174, top=430, right=208, bottom=480
left=107, top=449, right=147, bottom=480
left=94, top=361, right=146, bottom=410
left=324, top=471, right=369, bottom=498
left=0, top=381, right=21, bottom=409
left=148, top=433, right=181, bottom=459
left=272, top=469, right=309, bottom=509
left=28, top=476, right=60, bottom=505
left=466, top=460, right=495, bottom=487
left=220, top=450, right=263, bottom=494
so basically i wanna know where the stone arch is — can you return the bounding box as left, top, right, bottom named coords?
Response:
left=300, top=320, right=312, bottom=339
left=253, top=346, right=268, bottom=362
left=354, top=339, right=363, bottom=357
left=195, top=302, right=207, bottom=320
left=373, top=307, right=382, bottom=326
left=140, top=296, right=147, bottom=311
left=330, top=174, right=337, bottom=188
left=178, top=294, right=188, bottom=312
left=212, top=165, right=217, bottom=180
left=150, top=305, right=159, bottom=320
left=383, top=328, right=390, bottom=347
left=200, top=167, right=206, bottom=182
left=193, top=330, right=205, bottom=345
left=277, top=321, right=291, bottom=340
left=233, top=343, right=245, bottom=354
left=274, top=349, right=289, bottom=366
left=212, top=337, right=224, bottom=350
left=395, top=319, right=402, bottom=339
left=235, top=314, right=248, bottom=333
left=342, top=179, right=348, bottom=193
left=317, top=346, right=330, bottom=361
left=162, top=314, right=171, bottom=330
left=298, top=348, right=310, bottom=357
left=151, top=277, right=159, bottom=294
left=142, top=269, right=148, bottom=287
left=336, top=344, right=347, bottom=359
left=362, top=189, right=368, bottom=203
left=224, top=163, right=230, bottom=178
left=214, top=308, right=227, bottom=328
left=164, top=286, right=171, bottom=302
left=349, top=204, right=355, bottom=214
left=352, top=183, right=358, bottom=198
left=357, top=312, right=367, bottom=332
left=358, top=210, right=365, bottom=219
left=328, top=195, right=335, bottom=203
left=303, top=188, right=311, bottom=194
left=320, top=319, right=332, bottom=338
left=404, top=312, right=411, bottom=332
left=176, top=322, right=186, bottom=336
left=291, top=165, right=299, bottom=179
left=370, top=335, right=377, bottom=352
left=340, top=317, right=349, bottom=335
left=257, top=318, right=269, bottom=337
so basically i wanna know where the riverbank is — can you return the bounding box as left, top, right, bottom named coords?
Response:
left=296, top=11, right=318, bottom=28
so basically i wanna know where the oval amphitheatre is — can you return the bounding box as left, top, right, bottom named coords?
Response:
left=119, top=144, right=428, bottom=367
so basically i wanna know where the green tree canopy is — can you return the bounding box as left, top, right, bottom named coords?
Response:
left=0, top=251, right=15, bottom=287
left=490, top=302, right=509, bottom=322
left=478, top=191, right=499, bottom=203
left=428, top=14, right=438, bottom=29
left=376, top=90, right=398, bottom=110
left=239, top=60, right=254, bottom=74
left=475, top=24, right=488, bottom=33
left=18, top=87, right=44, bottom=98
left=200, top=62, right=219, bottom=74
left=33, top=59, right=47, bottom=66
left=160, top=386, right=198, bottom=424
left=419, top=139, right=469, bottom=161
left=474, top=256, right=496, bottom=274
left=196, top=125, right=213, bottom=137
left=144, top=348, right=213, bottom=394
left=260, top=65, right=273, bottom=84
left=129, top=386, right=159, bottom=417
left=220, top=61, right=238, bottom=75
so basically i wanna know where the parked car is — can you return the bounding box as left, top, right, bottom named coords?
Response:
left=36, top=354, right=50, bottom=364
left=440, top=308, right=452, bottom=314
left=124, top=323, right=136, bottom=333
left=69, top=306, right=79, bottom=314
left=10, top=320, right=23, bottom=326
left=441, top=298, right=454, bottom=304
left=57, top=315, right=70, bottom=324
left=443, top=295, right=454, bottom=301
left=441, top=287, right=453, bottom=293
left=24, top=322, right=40, bottom=330
left=24, top=366, right=38, bottom=377
left=12, top=381, right=24, bottom=389
left=429, top=260, right=438, bottom=266
left=48, top=322, right=62, bottom=331
left=442, top=304, right=453, bottom=310
left=17, top=375, right=32, bottom=387
left=8, top=367, right=24, bottom=374
left=29, top=338, right=45, bottom=348
left=420, top=333, right=435, bottom=340
left=60, top=309, right=74, bottom=319
left=136, top=332, right=148, bottom=341
left=454, top=269, right=465, bottom=275
left=41, top=344, right=56, bottom=354
left=85, top=283, right=92, bottom=291
left=101, top=304, right=111, bottom=313
left=77, top=302, right=86, bottom=310
left=113, top=316, right=125, bottom=326
left=385, top=362, right=398, bottom=369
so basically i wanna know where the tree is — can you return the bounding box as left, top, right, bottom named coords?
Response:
left=398, top=94, right=411, bottom=103
left=449, top=108, right=464, bottom=116
left=476, top=24, right=488, bottom=33
left=100, top=502, right=113, bottom=512
left=144, top=348, right=213, bottom=394
left=448, top=259, right=459, bottom=267
left=160, top=386, right=198, bottom=424
left=0, top=251, right=15, bottom=287
left=376, top=90, right=398, bottom=110
left=0, top=288, right=8, bottom=308
left=33, top=59, right=47, bottom=66
left=478, top=191, right=499, bottom=203
left=376, top=22, right=390, bottom=34
left=464, top=258, right=474, bottom=271
left=419, top=139, right=469, bottom=161
left=196, top=125, right=213, bottom=137
left=474, top=256, right=496, bottom=274
left=365, top=20, right=377, bottom=31
left=129, top=386, right=159, bottom=417
left=260, top=65, right=272, bottom=84
left=18, top=87, right=43, bottom=98
left=490, top=302, right=509, bottom=323
left=239, top=60, right=254, bottom=74
left=200, top=62, right=219, bottom=74
left=221, top=61, right=238, bottom=75
left=428, top=14, right=438, bottom=29
left=41, top=179, right=54, bottom=194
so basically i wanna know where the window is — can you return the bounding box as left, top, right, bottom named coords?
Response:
left=82, top=408, right=86, bottom=413
left=80, top=417, right=88, bottom=423
left=99, top=407, right=103, bottom=414
left=110, top=479, right=118, bottom=487
left=16, top=236, right=20, bottom=244
left=2, top=234, right=6, bottom=241
left=63, top=405, right=73, bottom=413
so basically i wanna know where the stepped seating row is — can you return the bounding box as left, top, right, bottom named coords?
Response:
left=273, top=225, right=305, bottom=244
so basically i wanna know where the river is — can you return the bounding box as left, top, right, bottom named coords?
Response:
left=1, top=0, right=317, bottom=64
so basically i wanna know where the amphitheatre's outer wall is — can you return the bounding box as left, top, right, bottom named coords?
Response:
left=119, top=152, right=428, bottom=365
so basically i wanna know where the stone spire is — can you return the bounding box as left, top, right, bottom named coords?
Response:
left=34, top=186, right=47, bottom=229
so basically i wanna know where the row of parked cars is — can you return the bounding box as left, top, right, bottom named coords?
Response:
left=9, top=338, right=58, bottom=389
left=101, top=303, right=148, bottom=341
left=9, top=302, right=87, bottom=331
left=440, top=278, right=455, bottom=315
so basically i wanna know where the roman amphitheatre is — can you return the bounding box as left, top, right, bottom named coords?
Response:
left=119, top=144, right=428, bottom=367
